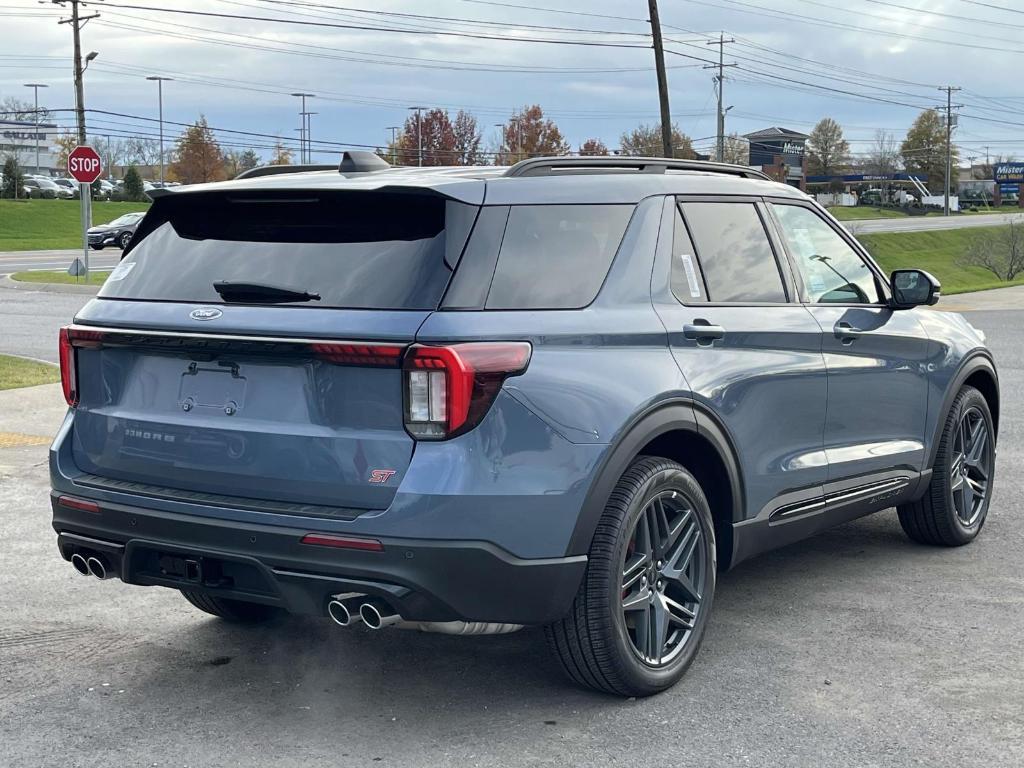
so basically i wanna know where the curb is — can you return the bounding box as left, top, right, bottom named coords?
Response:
left=0, top=273, right=101, bottom=295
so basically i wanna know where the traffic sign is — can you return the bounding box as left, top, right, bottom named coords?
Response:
left=68, top=145, right=102, bottom=184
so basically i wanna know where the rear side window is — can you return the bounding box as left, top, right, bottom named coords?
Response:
left=484, top=205, right=633, bottom=310
left=679, top=202, right=787, bottom=303
left=671, top=207, right=707, bottom=303
left=99, top=192, right=476, bottom=310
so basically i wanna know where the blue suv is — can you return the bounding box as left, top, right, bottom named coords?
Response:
left=51, top=154, right=998, bottom=696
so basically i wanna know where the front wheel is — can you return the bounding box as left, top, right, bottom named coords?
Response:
left=546, top=456, right=716, bottom=697
left=898, top=385, right=995, bottom=546
left=118, top=232, right=132, bottom=249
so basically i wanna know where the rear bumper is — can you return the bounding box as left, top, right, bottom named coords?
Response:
left=51, top=492, right=586, bottom=624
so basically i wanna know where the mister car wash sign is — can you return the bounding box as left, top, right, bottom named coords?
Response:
left=994, top=164, right=1024, bottom=184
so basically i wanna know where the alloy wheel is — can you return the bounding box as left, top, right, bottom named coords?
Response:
left=620, top=489, right=706, bottom=667
left=950, top=406, right=992, bottom=526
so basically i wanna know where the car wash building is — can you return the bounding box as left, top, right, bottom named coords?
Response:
left=744, top=127, right=808, bottom=189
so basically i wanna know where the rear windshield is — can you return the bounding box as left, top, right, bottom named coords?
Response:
left=99, top=192, right=476, bottom=310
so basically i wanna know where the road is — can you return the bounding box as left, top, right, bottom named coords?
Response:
left=0, top=287, right=1022, bottom=766
left=843, top=211, right=1024, bottom=234
left=0, top=248, right=121, bottom=273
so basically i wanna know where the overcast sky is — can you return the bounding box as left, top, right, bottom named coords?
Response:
left=2, top=0, right=1022, bottom=164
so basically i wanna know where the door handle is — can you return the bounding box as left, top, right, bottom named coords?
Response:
left=683, top=320, right=725, bottom=346
left=834, top=321, right=864, bottom=344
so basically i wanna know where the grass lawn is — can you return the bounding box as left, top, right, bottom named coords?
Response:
left=0, top=199, right=149, bottom=251
left=10, top=269, right=111, bottom=285
left=828, top=206, right=913, bottom=221
left=0, top=354, right=60, bottom=391
left=857, top=226, right=1024, bottom=295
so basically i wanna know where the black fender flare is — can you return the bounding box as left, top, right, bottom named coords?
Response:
left=564, top=398, right=745, bottom=557
left=925, top=351, right=999, bottom=469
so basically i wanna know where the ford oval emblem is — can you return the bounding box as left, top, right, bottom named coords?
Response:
left=190, top=307, right=223, bottom=321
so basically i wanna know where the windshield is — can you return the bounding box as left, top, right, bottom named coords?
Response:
left=99, top=192, right=475, bottom=310
left=109, top=214, right=142, bottom=226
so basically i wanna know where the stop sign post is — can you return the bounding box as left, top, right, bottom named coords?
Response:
left=68, top=145, right=102, bottom=280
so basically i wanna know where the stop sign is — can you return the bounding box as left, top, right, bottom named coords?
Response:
left=68, top=145, right=102, bottom=183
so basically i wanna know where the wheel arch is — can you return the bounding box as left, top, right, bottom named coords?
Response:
left=566, top=399, right=745, bottom=569
left=928, top=352, right=999, bottom=469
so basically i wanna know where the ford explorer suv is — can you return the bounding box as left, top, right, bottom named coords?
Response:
left=51, top=153, right=998, bottom=697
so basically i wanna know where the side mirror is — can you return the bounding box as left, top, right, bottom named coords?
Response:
left=890, top=269, right=940, bottom=309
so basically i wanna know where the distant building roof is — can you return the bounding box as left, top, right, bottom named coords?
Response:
left=743, top=127, right=809, bottom=141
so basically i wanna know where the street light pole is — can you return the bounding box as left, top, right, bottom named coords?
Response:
left=409, top=106, right=426, bottom=166
left=291, top=92, right=314, bottom=163
left=23, top=83, right=48, bottom=175
left=303, top=111, right=317, bottom=160
left=146, top=76, right=172, bottom=184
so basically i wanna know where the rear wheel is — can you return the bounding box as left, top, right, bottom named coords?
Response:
left=898, top=385, right=995, bottom=546
left=546, top=456, right=716, bottom=697
left=180, top=590, right=281, bottom=623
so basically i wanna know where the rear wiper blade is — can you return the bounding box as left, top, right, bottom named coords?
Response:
left=212, top=280, right=321, bottom=303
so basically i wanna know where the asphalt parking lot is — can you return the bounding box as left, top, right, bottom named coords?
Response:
left=0, top=291, right=1021, bottom=767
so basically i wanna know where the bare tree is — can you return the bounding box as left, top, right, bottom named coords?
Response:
left=866, top=130, right=899, bottom=176
left=721, top=133, right=749, bottom=165
left=0, top=95, right=51, bottom=122
left=123, top=137, right=162, bottom=168
left=958, top=220, right=1024, bottom=281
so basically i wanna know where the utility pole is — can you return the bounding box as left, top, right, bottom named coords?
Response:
left=409, top=106, right=426, bottom=166
left=290, top=92, right=314, bottom=162
left=146, top=76, right=172, bottom=183
left=939, top=85, right=962, bottom=217
left=23, top=83, right=48, bottom=175
left=304, top=112, right=317, bottom=160
left=647, top=0, right=673, bottom=158
left=56, top=0, right=99, bottom=280
left=386, top=126, right=400, bottom=164
left=705, top=33, right=736, bottom=162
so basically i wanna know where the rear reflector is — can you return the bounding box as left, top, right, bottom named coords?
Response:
left=300, top=533, right=384, bottom=552
left=57, top=495, right=100, bottom=513
left=403, top=342, right=532, bottom=440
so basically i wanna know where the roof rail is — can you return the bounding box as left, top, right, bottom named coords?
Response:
left=504, top=156, right=771, bottom=181
left=235, top=164, right=336, bottom=180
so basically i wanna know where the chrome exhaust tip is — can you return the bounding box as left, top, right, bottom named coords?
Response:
left=359, top=601, right=402, bottom=630
left=327, top=599, right=355, bottom=627
left=70, top=553, right=89, bottom=576
left=86, top=556, right=109, bottom=580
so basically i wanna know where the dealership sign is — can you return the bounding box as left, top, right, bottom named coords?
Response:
left=994, top=164, right=1024, bottom=183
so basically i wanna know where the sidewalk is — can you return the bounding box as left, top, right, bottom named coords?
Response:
left=0, top=383, right=66, bottom=456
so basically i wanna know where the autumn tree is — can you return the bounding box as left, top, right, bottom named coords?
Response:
left=170, top=116, right=227, bottom=184
left=806, top=117, right=850, bottom=177
left=579, top=138, right=609, bottom=156
left=619, top=123, right=695, bottom=159
left=270, top=139, right=293, bottom=166
left=396, top=108, right=481, bottom=166
left=495, top=105, right=569, bottom=165
left=721, top=133, right=749, bottom=165
left=54, top=131, right=78, bottom=172
left=901, top=109, right=958, bottom=196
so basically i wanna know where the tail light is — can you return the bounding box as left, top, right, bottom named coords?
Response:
left=403, top=342, right=531, bottom=440
left=58, top=327, right=78, bottom=406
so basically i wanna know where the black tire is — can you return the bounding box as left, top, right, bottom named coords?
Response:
left=180, top=590, right=280, bottom=623
left=89, top=244, right=102, bottom=250
left=898, top=385, right=995, bottom=546
left=545, top=456, right=716, bottom=697
left=118, top=232, right=132, bottom=250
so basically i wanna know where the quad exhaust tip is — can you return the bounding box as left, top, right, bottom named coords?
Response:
left=70, top=553, right=89, bottom=576
left=359, top=601, right=402, bottom=630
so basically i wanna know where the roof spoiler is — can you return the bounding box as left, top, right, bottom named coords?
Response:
left=504, top=156, right=771, bottom=181
left=234, top=151, right=392, bottom=180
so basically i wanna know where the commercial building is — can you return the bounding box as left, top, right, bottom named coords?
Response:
left=743, top=127, right=809, bottom=189
left=0, top=119, right=60, bottom=175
